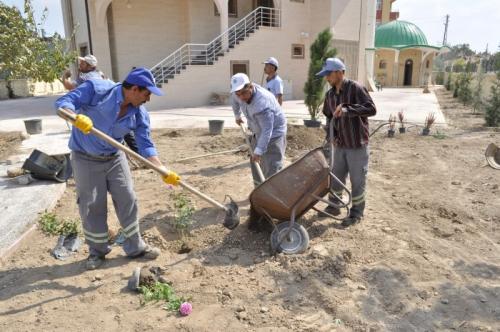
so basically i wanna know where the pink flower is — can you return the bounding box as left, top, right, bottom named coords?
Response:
left=179, top=302, right=192, bottom=316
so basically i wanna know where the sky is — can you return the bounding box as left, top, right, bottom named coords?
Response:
left=393, top=0, right=500, bottom=52
left=2, top=0, right=500, bottom=53
left=3, top=0, right=64, bottom=36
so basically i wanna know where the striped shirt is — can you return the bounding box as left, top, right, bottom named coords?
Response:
left=322, top=78, right=376, bottom=148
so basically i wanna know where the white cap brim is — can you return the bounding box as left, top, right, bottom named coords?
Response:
left=230, top=82, right=246, bottom=93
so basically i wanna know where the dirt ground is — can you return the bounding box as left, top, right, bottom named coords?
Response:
left=0, top=87, right=499, bottom=331
left=0, top=131, right=23, bottom=161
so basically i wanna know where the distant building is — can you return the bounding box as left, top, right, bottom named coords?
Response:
left=373, top=0, right=448, bottom=87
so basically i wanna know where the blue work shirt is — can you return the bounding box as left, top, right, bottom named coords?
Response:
left=231, top=83, right=286, bottom=156
left=55, top=79, right=157, bottom=158
left=265, top=74, right=284, bottom=97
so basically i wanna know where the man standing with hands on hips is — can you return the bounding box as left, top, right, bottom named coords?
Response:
left=55, top=67, right=180, bottom=270
left=316, top=58, right=377, bottom=228
left=230, top=73, right=287, bottom=187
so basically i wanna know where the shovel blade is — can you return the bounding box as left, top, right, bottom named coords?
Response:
left=223, top=197, right=240, bottom=230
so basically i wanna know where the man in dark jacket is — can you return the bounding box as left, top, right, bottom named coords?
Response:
left=317, top=58, right=377, bottom=227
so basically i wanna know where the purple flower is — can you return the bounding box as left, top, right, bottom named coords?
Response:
left=179, top=302, right=192, bottom=316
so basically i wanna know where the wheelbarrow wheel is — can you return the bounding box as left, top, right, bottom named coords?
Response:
left=270, top=222, right=309, bottom=255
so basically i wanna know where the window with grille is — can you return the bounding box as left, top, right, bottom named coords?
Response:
left=231, top=60, right=249, bottom=76
left=292, top=44, right=305, bottom=59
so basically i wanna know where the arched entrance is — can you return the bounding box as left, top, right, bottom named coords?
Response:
left=404, top=59, right=413, bottom=86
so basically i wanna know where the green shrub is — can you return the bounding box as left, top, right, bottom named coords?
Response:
left=38, top=212, right=80, bottom=236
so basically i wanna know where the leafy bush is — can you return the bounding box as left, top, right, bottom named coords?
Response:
left=38, top=212, right=80, bottom=236
left=485, top=71, right=500, bottom=127
left=139, top=281, right=186, bottom=311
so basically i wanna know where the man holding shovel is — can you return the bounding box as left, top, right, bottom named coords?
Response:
left=55, top=67, right=180, bottom=270
left=230, top=73, right=287, bottom=187
left=316, top=58, right=376, bottom=227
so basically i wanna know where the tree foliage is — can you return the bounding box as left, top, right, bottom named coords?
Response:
left=304, top=28, right=336, bottom=120
left=0, top=0, right=75, bottom=82
left=445, top=72, right=453, bottom=91
left=485, top=71, right=500, bottom=127
left=457, top=72, right=473, bottom=106
left=472, top=67, right=485, bottom=114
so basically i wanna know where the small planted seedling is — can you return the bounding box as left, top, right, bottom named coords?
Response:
left=423, top=113, right=436, bottom=136
left=398, top=111, right=406, bottom=133
left=388, top=114, right=397, bottom=137
left=169, top=192, right=196, bottom=253
left=170, top=193, right=195, bottom=239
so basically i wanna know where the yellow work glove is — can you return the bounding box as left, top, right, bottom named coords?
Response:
left=162, top=170, right=181, bottom=186
left=74, top=114, right=93, bottom=134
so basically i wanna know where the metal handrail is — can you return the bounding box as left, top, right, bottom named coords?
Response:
left=150, top=7, right=281, bottom=83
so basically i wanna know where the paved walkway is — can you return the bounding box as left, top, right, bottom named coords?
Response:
left=0, top=87, right=445, bottom=257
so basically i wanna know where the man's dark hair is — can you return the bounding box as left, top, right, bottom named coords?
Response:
left=122, top=81, right=147, bottom=91
left=242, top=82, right=253, bottom=90
left=270, top=64, right=278, bottom=72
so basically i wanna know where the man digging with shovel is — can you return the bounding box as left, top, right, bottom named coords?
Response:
left=55, top=67, right=181, bottom=270
left=231, top=73, right=287, bottom=187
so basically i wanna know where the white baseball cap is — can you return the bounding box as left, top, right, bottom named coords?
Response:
left=263, top=57, right=279, bottom=68
left=78, top=54, right=98, bottom=67
left=230, top=73, right=250, bottom=93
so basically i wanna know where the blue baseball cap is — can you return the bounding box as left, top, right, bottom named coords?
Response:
left=316, top=58, right=346, bottom=77
left=125, top=67, right=164, bottom=96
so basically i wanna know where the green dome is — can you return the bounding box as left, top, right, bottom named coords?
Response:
left=375, top=20, right=429, bottom=49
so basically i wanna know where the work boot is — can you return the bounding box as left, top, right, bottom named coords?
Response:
left=131, top=245, right=161, bottom=260
left=86, top=254, right=105, bottom=270
left=341, top=215, right=362, bottom=228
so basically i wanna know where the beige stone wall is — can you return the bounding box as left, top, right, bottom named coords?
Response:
left=0, top=81, right=9, bottom=99
left=374, top=49, right=394, bottom=86
left=0, top=79, right=66, bottom=98
left=108, top=0, right=189, bottom=81
left=187, top=0, right=221, bottom=43
left=331, top=0, right=360, bottom=41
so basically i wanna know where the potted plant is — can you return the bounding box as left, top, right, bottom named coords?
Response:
left=422, top=112, right=436, bottom=136
left=303, top=28, right=336, bottom=127
left=398, top=111, right=406, bottom=133
left=387, top=114, right=396, bottom=137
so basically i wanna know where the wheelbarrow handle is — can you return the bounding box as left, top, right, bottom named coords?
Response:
left=57, top=108, right=227, bottom=211
left=239, top=124, right=266, bottom=183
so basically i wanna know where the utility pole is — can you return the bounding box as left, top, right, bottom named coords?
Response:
left=442, top=14, right=449, bottom=46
